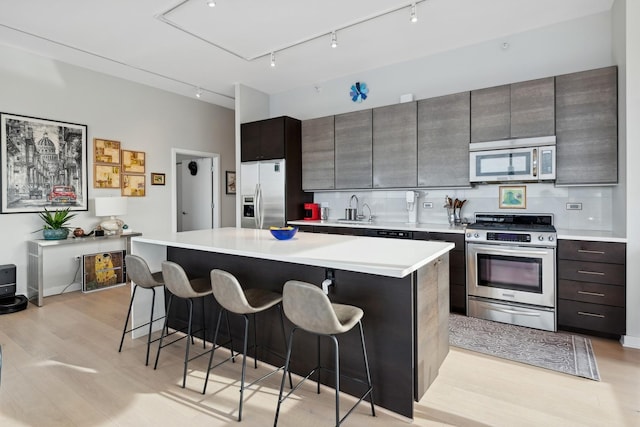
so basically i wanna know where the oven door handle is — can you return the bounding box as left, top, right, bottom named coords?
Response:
left=469, top=244, right=551, bottom=256
left=477, top=301, right=542, bottom=317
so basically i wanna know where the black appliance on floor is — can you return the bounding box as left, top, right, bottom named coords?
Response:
left=0, top=264, right=28, bottom=315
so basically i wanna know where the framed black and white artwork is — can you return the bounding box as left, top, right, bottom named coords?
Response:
left=1, top=112, right=88, bottom=213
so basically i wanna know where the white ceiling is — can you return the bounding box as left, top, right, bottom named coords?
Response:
left=0, top=0, right=614, bottom=110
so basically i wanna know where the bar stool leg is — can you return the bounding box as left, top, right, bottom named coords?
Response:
left=252, top=313, right=258, bottom=369
left=203, top=308, right=224, bottom=394
left=238, top=314, right=250, bottom=421
left=182, top=298, right=194, bottom=388
left=331, top=335, right=340, bottom=427
left=317, top=335, right=321, bottom=394
left=358, top=320, right=376, bottom=416
left=201, top=297, right=207, bottom=349
left=154, top=293, right=174, bottom=370
left=144, top=287, right=156, bottom=366
left=118, top=285, right=138, bottom=354
left=277, top=305, right=293, bottom=388
left=274, top=327, right=297, bottom=427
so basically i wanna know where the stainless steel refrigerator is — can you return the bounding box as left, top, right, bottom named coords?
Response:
left=240, top=160, right=286, bottom=229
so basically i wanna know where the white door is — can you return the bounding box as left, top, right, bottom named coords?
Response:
left=179, top=158, right=213, bottom=231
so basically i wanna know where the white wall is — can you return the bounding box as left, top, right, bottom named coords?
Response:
left=270, top=11, right=613, bottom=119
left=618, top=0, right=640, bottom=347
left=0, top=44, right=235, bottom=296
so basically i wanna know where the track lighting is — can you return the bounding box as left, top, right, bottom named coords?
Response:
left=270, top=52, right=276, bottom=67
left=195, top=88, right=202, bottom=98
left=206, top=0, right=216, bottom=7
left=410, top=3, right=418, bottom=23
left=330, top=31, right=337, bottom=49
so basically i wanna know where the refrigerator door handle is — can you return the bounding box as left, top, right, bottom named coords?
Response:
left=253, top=184, right=260, bottom=229
left=257, top=184, right=264, bottom=229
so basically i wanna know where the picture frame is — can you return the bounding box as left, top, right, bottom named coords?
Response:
left=93, top=138, right=120, bottom=165
left=1, top=112, right=88, bottom=213
left=94, top=165, right=121, bottom=188
left=122, top=149, right=145, bottom=174
left=499, top=185, right=527, bottom=209
left=82, top=250, right=125, bottom=293
left=225, top=171, right=236, bottom=195
left=151, top=172, right=165, bottom=186
left=122, top=173, right=146, bottom=197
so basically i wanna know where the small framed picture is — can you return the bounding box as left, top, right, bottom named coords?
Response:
left=93, top=138, right=121, bottom=165
left=499, top=185, right=526, bottom=209
left=122, top=174, right=146, bottom=197
left=94, top=165, right=121, bottom=188
left=151, top=172, right=165, bottom=186
left=226, top=171, right=236, bottom=195
left=122, top=150, right=145, bottom=174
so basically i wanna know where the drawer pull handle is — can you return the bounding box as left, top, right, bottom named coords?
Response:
left=577, top=270, right=605, bottom=276
left=578, top=311, right=605, bottom=319
left=577, top=291, right=605, bottom=297
left=577, top=249, right=605, bottom=255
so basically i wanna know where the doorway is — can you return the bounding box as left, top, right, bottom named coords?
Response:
left=171, top=148, right=221, bottom=232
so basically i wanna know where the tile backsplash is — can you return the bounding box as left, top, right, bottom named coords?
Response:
left=313, top=183, right=613, bottom=231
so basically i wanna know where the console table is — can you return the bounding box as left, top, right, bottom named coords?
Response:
left=27, top=232, right=141, bottom=306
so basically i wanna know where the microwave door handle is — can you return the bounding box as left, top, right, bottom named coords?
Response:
left=532, top=148, right=538, bottom=178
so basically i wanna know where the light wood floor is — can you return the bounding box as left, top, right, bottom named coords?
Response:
left=0, top=285, right=638, bottom=426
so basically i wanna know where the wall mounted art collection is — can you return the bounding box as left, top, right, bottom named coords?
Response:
left=93, top=139, right=146, bottom=197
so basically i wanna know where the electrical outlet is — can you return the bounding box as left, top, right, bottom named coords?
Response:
left=566, top=203, right=582, bottom=210
left=423, top=202, right=433, bottom=209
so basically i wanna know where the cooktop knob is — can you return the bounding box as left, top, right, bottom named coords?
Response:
left=466, top=232, right=471, bottom=238
left=538, top=235, right=544, bottom=241
left=548, top=236, right=555, bottom=241
left=474, top=233, right=479, bottom=238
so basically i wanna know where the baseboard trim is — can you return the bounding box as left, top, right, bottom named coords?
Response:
left=620, top=334, right=640, bottom=349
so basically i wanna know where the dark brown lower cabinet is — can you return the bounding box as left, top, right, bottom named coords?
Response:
left=557, top=239, right=626, bottom=338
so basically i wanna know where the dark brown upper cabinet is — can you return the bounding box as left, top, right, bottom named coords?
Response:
left=241, top=116, right=298, bottom=161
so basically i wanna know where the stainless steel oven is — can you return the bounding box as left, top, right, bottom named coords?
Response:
left=466, top=213, right=557, bottom=331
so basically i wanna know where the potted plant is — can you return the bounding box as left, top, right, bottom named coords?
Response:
left=36, top=207, right=77, bottom=240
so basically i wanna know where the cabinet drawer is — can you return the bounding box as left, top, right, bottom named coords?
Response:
left=558, top=299, right=625, bottom=335
left=557, top=260, right=625, bottom=285
left=558, top=279, right=625, bottom=307
left=558, top=240, right=625, bottom=264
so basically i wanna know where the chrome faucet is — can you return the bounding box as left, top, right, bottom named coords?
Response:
left=361, top=203, right=373, bottom=223
left=349, top=194, right=359, bottom=215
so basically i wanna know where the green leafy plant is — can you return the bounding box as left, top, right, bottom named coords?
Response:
left=36, top=207, right=77, bottom=231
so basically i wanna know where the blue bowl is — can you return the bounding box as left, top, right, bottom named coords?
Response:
left=269, top=226, right=298, bottom=240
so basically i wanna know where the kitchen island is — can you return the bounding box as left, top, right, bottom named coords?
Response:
left=130, top=227, right=453, bottom=419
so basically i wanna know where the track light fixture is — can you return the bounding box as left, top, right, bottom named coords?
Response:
left=270, top=52, right=276, bottom=67
left=206, top=0, right=216, bottom=7
left=330, top=31, right=338, bottom=48
left=195, top=87, right=202, bottom=98
left=410, top=3, right=418, bottom=23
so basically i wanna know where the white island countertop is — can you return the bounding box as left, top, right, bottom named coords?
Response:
left=132, top=227, right=454, bottom=278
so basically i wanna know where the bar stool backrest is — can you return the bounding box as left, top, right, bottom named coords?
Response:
left=126, top=255, right=163, bottom=288
left=283, top=280, right=343, bottom=335
left=161, top=261, right=205, bottom=299
left=210, top=269, right=252, bottom=314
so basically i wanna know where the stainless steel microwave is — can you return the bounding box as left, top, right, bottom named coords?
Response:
left=469, top=136, right=556, bottom=183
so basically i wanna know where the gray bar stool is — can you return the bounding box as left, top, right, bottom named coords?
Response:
left=274, top=280, right=375, bottom=426
left=154, top=261, right=212, bottom=388
left=119, top=254, right=165, bottom=366
left=204, top=269, right=291, bottom=422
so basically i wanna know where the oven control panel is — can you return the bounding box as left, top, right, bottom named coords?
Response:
left=465, top=230, right=556, bottom=247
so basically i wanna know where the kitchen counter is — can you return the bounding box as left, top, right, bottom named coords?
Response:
left=289, top=219, right=467, bottom=234
left=132, top=227, right=453, bottom=278
left=557, top=228, right=627, bottom=243
left=130, top=227, right=453, bottom=419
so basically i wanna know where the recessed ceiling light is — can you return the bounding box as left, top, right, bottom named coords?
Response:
left=206, top=0, right=216, bottom=7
